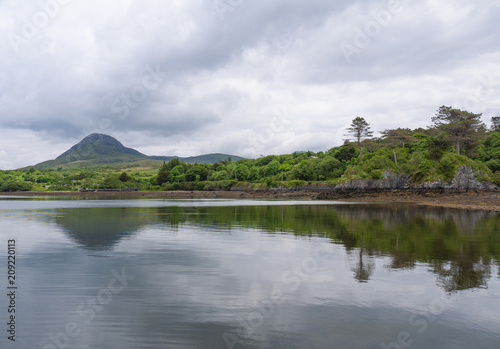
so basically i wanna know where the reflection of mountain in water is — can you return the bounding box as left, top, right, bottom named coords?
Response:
left=52, top=207, right=151, bottom=250
left=49, top=204, right=500, bottom=291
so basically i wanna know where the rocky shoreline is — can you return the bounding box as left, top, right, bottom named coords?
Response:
left=2, top=166, right=499, bottom=212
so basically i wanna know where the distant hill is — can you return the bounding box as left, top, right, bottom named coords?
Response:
left=28, top=134, right=243, bottom=170
left=150, top=153, right=241, bottom=164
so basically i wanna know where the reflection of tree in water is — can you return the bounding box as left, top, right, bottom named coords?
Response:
left=351, top=236, right=375, bottom=283
left=156, top=206, right=186, bottom=229
left=389, top=234, right=416, bottom=269
left=48, top=203, right=500, bottom=291
left=153, top=204, right=500, bottom=291
left=435, top=260, right=490, bottom=292
left=433, top=244, right=491, bottom=292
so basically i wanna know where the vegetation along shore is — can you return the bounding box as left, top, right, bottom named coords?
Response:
left=1, top=106, right=500, bottom=212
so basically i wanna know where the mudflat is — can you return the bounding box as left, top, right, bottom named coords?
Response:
left=335, top=191, right=500, bottom=212
left=2, top=190, right=500, bottom=212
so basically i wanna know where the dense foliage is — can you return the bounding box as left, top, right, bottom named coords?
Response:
left=2, top=106, right=500, bottom=192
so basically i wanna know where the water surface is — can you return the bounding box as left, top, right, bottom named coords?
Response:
left=0, top=197, right=499, bottom=348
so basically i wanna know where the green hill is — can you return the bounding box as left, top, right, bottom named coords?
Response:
left=151, top=153, right=242, bottom=164
left=28, top=134, right=243, bottom=170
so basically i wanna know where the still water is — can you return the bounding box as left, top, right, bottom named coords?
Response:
left=0, top=197, right=499, bottom=349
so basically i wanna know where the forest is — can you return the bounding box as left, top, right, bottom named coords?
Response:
left=1, top=106, right=500, bottom=192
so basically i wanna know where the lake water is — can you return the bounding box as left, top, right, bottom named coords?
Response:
left=0, top=196, right=499, bottom=349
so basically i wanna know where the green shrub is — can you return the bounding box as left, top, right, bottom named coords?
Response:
left=419, top=159, right=434, bottom=173
left=265, top=178, right=279, bottom=188
left=367, top=169, right=383, bottom=179
left=162, top=182, right=180, bottom=191
left=486, top=159, right=500, bottom=172
left=367, top=155, right=393, bottom=170
left=490, top=172, right=500, bottom=186
left=287, top=180, right=308, bottom=187
left=437, top=154, right=457, bottom=180
left=0, top=181, right=32, bottom=192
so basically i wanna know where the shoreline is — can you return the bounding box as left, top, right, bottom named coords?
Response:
left=1, top=190, right=500, bottom=212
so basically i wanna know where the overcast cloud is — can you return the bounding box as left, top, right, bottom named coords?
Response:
left=1, top=0, right=499, bottom=169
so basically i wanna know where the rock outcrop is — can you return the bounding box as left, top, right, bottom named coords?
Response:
left=319, top=166, right=498, bottom=197
left=451, top=166, right=497, bottom=191
left=331, top=167, right=497, bottom=192
left=334, top=172, right=412, bottom=192
left=231, top=166, right=498, bottom=198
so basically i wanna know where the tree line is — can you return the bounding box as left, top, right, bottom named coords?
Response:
left=1, top=105, right=499, bottom=191
left=151, top=105, right=500, bottom=190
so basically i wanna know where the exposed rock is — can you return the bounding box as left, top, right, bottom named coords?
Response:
left=417, top=179, right=446, bottom=190
left=450, top=166, right=498, bottom=191
left=334, top=172, right=412, bottom=192
left=328, top=166, right=498, bottom=194
left=452, top=166, right=480, bottom=189
left=233, top=166, right=498, bottom=198
left=294, top=185, right=336, bottom=191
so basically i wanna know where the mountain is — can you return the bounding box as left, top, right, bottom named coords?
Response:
left=29, top=134, right=243, bottom=170
left=57, top=133, right=146, bottom=160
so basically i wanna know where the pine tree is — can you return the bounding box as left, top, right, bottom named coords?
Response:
left=432, top=106, right=484, bottom=155
left=346, top=117, right=373, bottom=163
left=491, top=116, right=500, bottom=132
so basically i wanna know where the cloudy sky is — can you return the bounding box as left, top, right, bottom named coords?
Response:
left=1, top=0, right=499, bottom=169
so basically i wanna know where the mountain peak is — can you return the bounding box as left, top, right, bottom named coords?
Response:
left=56, top=134, right=145, bottom=160
left=77, top=133, right=123, bottom=147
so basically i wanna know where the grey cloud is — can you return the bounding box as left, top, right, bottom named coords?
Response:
left=0, top=0, right=499, bottom=168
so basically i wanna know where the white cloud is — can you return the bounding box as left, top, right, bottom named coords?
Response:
left=0, top=0, right=499, bottom=169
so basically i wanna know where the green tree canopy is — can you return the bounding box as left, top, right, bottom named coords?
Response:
left=431, top=106, right=484, bottom=155
left=185, top=165, right=209, bottom=182
left=380, top=128, right=416, bottom=149
left=264, top=159, right=280, bottom=177
left=166, top=158, right=181, bottom=170
left=156, top=161, right=169, bottom=185
left=119, top=172, right=130, bottom=182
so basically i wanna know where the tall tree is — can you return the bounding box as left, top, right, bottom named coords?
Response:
left=380, top=128, right=416, bottom=166
left=431, top=106, right=484, bottom=155
left=346, top=117, right=373, bottom=163
left=156, top=161, right=169, bottom=185
left=491, top=116, right=500, bottom=132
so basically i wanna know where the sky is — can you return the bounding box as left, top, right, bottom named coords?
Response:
left=0, top=0, right=499, bottom=170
